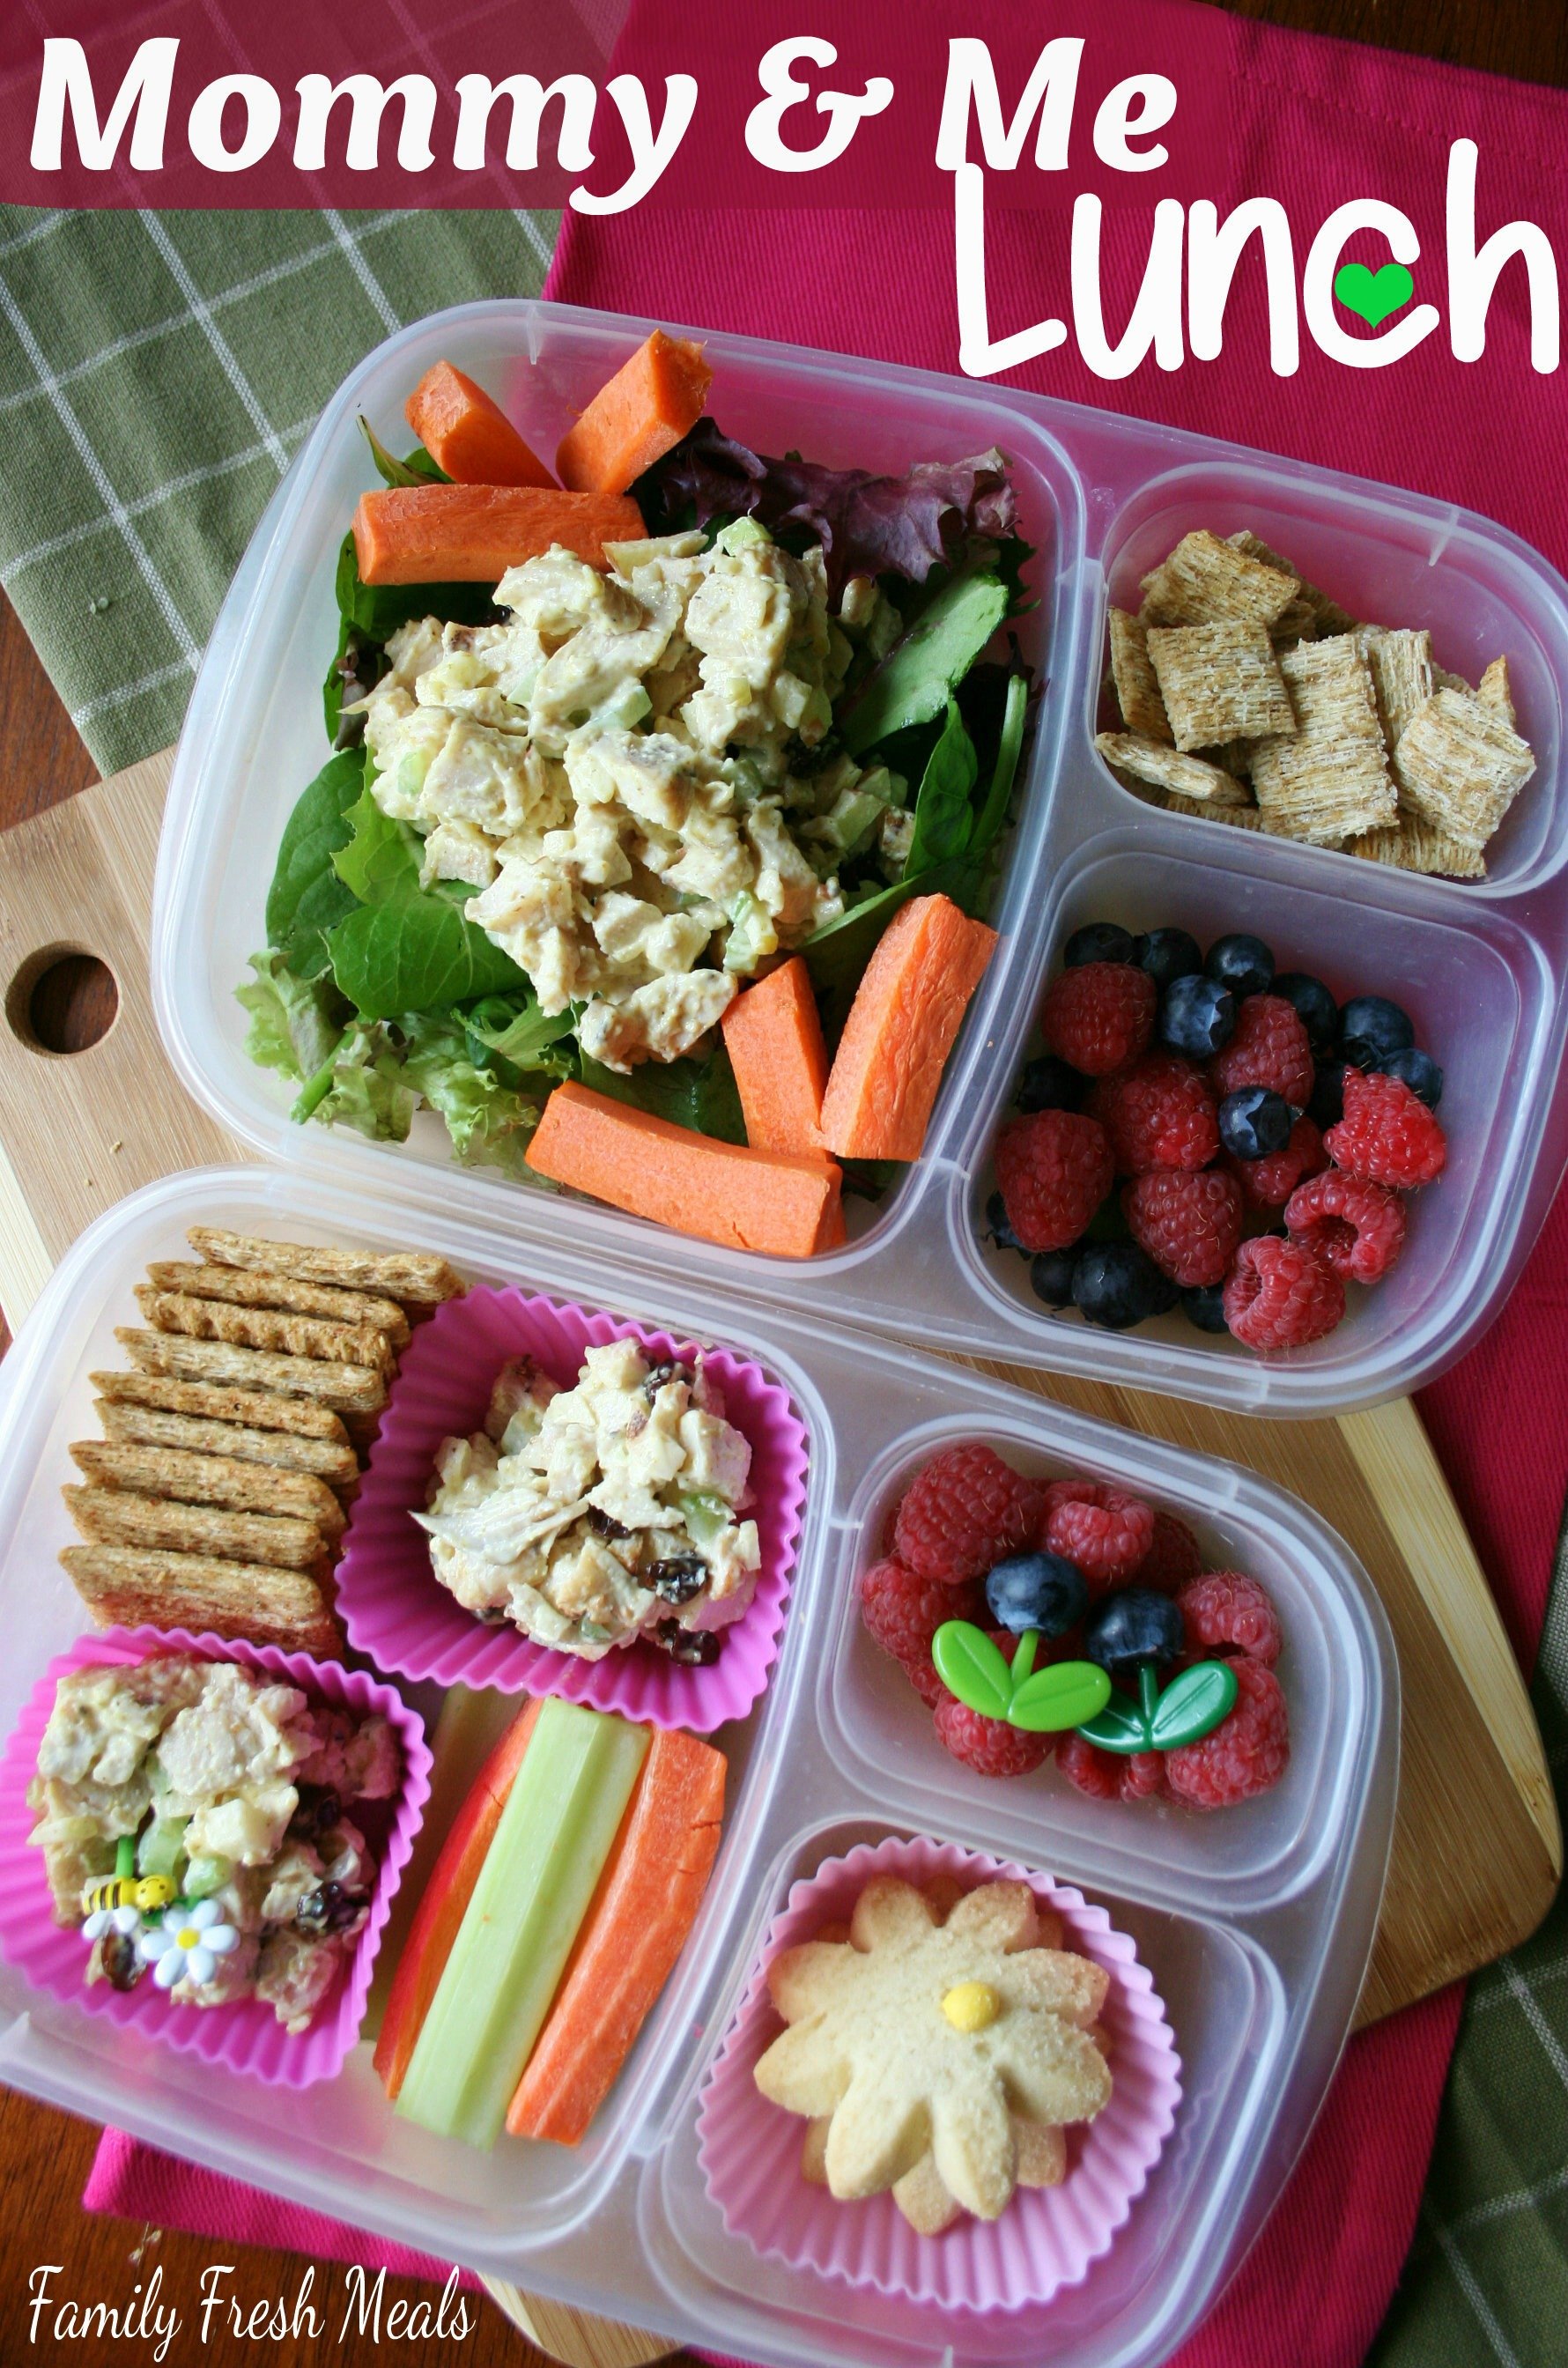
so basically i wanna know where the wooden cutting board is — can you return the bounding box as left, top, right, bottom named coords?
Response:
left=0, top=751, right=1559, bottom=2367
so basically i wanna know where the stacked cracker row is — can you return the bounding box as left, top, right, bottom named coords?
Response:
left=1098, top=528, right=1536, bottom=877
left=62, top=1228, right=462, bottom=1655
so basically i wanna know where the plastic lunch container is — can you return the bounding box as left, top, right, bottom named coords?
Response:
left=152, top=299, right=1568, bottom=1417
left=0, top=1166, right=1396, bottom=2368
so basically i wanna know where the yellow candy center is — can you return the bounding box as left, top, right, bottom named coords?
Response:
left=176, top=1927, right=201, bottom=1950
left=942, top=1980, right=1001, bottom=2032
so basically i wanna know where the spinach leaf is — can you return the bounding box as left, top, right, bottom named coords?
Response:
left=323, top=788, right=529, bottom=1020
left=842, top=569, right=1009, bottom=755
left=322, top=528, right=498, bottom=744
left=578, top=1046, right=747, bottom=1144
left=331, top=788, right=424, bottom=905
left=906, top=698, right=977, bottom=877
left=969, top=670, right=1029, bottom=860
left=263, top=751, right=367, bottom=979
left=801, top=859, right=968, bottom=1041
left=359, top=418, right=446, bottom=489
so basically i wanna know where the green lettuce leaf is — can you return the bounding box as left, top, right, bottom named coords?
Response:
left=295, top=1023, right=417, bottom=1141
left=397, top=1015, right=546, bottom=1177
left=263, top=751, right=368, bottom=980
left=237, top=949, right=346, bottom=1083
left=324, top=790, right=529, bottom=1021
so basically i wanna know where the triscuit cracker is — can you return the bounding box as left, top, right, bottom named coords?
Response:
left=1249, top=635, right=1397, bottom=843
left=1095, top=731, right=1253, bottom=806
left=60, top=1545, right=340, bottom=1656
left=116, top=1327, right=387, bottom=1415
left=1347, top=820, right=1487, bottom=880
left=1106, top=608, right=1172, bottom=742
left=187, top=1227, right=462, bottom=1306
left=1145, top=620, right=1296, bottom=750
left=63, top=1483, right=326, bottom=1572
left=1139, top=529, right=1298, bottom=631
left=95, top=1398, right=359, bottom=1489
left=753, top=1876, right=1111, bottom=2227
left=1227, top=531, right=1357, bottom=641
left=90, top=1368, right=351, bottom=1442
left=1477, top=655, right=1516, bottom=727
left=145, top=1262, right=410, bottom=1349
left=70, top=1439, right=345, bottom=1537
left=1392, top=686, right=1536, bottom=849
left=1357, top=626, right=1435, bottom=750
left=135, top=1287, right=396, bottom=1378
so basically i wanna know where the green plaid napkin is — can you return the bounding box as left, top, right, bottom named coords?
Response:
left=0, top=200, right=1564, bottom=2368
left=0, top=204, right=558, bottom=774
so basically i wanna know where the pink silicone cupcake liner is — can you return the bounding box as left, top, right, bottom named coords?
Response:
left=335, top=1285, right=810, bottom=1730
left=0, top=1626, right=431, bottom=2089
left=696, top=1834, right=1181, bottom=2313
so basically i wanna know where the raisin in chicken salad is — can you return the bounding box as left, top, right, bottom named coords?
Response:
left=242, top=386, right=1031, bottom=1191
left=418, top=1338, right=760, bottom=1665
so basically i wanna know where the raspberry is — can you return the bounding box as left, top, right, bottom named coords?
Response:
left=1134, top=1509, right=1202, bottom=1594
left=1122, top=1169, right=1243, bottom=1288
left=1223, top=1114, right=1328, bottom=1210
left=1284, top=1169, right=1407, bottom=1284
left=1223, top=1237, right=1345, bottom=1350
left=893, top=1445, right=1045, bottom=1587
left=1039, top=960, right=1155, bottom=1077
left=1088, top=1054, right=1219, bottom=1173
left=1325, top=1068, right=1447, bottom=1189
left=934, top=1692, right=1051, bottom=1778
left=1057, top=1732, right=1167, bottom=1802
left=1164, top=1658, right=1289, bottom=1808
left=1207, top=994, right=1315, bottom=1109
left=860, top=1558, right=982, bottom=1704
left=1041, top=1480, right=1156, bottom=1593
left=995, top=1110, right=1114, bottom=1254
left=1176, top=1571, right=1283, bottom=1667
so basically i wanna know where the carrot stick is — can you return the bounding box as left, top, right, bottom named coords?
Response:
left=556, top=330, right=713, bottom=495
left=818, top=894, right=998, bottom=1160
left=373, top=1698, right=542, bottom=2101
left=524, top=1082, right=843, bottom=1259
left=404, top=359, right=554, bottom=488
left=351, top=485, right=645, bottom=585
left=507, top=1730, right=726, bottom=2144
left=720, top=958, right=830, bottom=1157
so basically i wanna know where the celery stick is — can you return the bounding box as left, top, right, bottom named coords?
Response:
left=396, top=1698, right=649, bottom=2149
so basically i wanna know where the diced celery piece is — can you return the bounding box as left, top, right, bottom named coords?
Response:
left=678, top=1491, right=732, bottom=1551
left=182, top=1853, right=232, bottom=1900
left=137, top=1817, right=189, bottom=1883
left=396, top=1698, right=649, bottom=2149
left=716, top=516, right=773, bottom=553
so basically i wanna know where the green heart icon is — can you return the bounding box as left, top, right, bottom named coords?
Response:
left=1334, top=262, right=1415, bottom=328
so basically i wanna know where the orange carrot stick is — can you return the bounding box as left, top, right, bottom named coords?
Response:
left=818, top=894, right=998, bottom=1160
left=721, top=957, right=830, bottom=1157
left=351, top=484, right=645, bottom=584
left=404, top=359, right=554, bottom=488
left=556, top=330, right=713, bottom=495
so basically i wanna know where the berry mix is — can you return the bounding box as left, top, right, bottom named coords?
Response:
left=987, top=921, right=1447, bottom=1351
left=861, top=1443, right=1289, bottom=1811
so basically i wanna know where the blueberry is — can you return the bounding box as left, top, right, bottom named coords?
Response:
left=1160, top=973, right=1236, bottom=1058
left=1181, top=1282, right=1231, bottom=1334
left=1082, top=1195, right=1132, bottom=1245
left=1065, top=921, right=1135, bottom=967
left=1308, top=1060, right=1347, bottom=1130
left=1376, top=1044, right=1444, bottom=1107
left=1339, top=994, right=1414, bottom=1066
left=1133, top=927, right=1202, bottom=992
left=1071, top=1241, right=1180, bottom=1329
left=1083, top=1587, right=1186, bottom=1677
left=1030, top=1248, right=1079, bottom=1307
left=985, top=1550, right=1090, bottom=1638
left=1272, top=971, right=1341, bottom=1058
left=983, top=1190, right=1024, bottom=1254
left=1017, top=1054, right=1085, bottom=1114
left=1206, top=932, right=1275, bottom=999
left=1219, top=1086, right=1293, bottom=1159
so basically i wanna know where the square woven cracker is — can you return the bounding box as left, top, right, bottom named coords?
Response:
left=1138, top=529, right=1298, bottom=630
left=1477, top=655, right=1516, bottom=726
left=1227, top=531, right=1357, bottom=641
left=1347, top=819, right=1488, bottom=879
left=1392, top=686, right=1536, bottom=849
left=1146, top=620, right=1296, bottom=750
left=1249, top=635, right=1397, bottom=843
left=1106, top=608, right=1172, bottom=740
left=1113, top=775, right=1268, bottom=830
left=1357, top=626, right=1435, bottom=749
left=1095, top=732, right=1254, bottom=806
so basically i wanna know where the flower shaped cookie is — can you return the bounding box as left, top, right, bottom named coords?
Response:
left=753, top=1875, right=1112, bottom=2225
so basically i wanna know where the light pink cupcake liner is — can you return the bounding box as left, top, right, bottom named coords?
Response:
left=0, top=1627, right=431, bottom=2089
left=335, top=1286, right=809, bottom=1730
left=696, top=1834, right=1181, bottom=2313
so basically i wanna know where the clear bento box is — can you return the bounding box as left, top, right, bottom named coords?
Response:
left=151, top=300, right=1568, bottom=1417
left=0, top=1166, right=1396, bottom=2368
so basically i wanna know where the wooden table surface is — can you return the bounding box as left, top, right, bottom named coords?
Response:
left=2, top=6, right=1564, bottom=2358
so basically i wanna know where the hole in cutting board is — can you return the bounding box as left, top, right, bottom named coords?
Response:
left=5, top=945, right=119, bottom=1054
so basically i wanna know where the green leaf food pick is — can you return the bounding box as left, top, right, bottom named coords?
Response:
left=932, top=1620, right=1112, bottom=1733
left=1076, top=1658, right=1239, bottom=1754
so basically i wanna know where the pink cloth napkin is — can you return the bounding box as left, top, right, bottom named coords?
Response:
left=85, top=3, right=1568, bottom=2350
